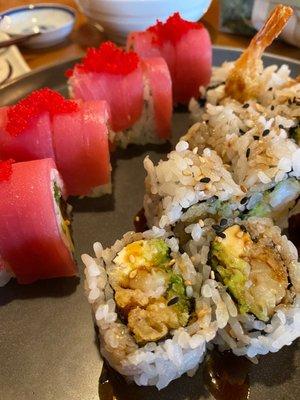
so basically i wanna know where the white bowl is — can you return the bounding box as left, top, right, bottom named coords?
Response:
left=76, top=0, right=212, bottom=44
left=0, top=3, right=76, bottom=49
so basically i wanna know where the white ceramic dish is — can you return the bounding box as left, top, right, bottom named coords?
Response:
left=0, top=3, right=76, bottom=49
left=0, top=31, right=30, bottom=86
left=76, top=0, right=212, bottom=43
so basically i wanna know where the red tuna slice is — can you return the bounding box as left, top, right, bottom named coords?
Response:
left=141, top=58, right=172, bottom=139
left=0, top=107, right=55, bottom=161
left=68, top=42, right=144, bottom=132
left=52, top=100, right=111, bottom=196
left=0, top=159, right=76, bottom=284
left=126, top=14, right=212, bottom=105
left=173, top=28, right=212, bottom=104
left=70, top=67, right=144, bottom=132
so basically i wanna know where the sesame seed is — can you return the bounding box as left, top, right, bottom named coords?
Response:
left=220, top=218, right=228, bottom=227
left=288, top=98, right=292, bottom=105
left=197, top=98, right=206, bottom=107
left=270, top=105, right=275, bottom=110
left=240, top=197, right=248, bottom=205
left=129, top=255, right=135, bottom=263
left=129, top=270, right=137, bottom=279
left=279, top=124, right=284, bottom=129
left=242, top=103, right=250, bottom=109
left=262, top=129, right=270, bottom=136
left=239, top=129, right=246, bottom=135
left=253, top=135, right=259, bottom=140
left=246, top=148, right=250, bottom=158
left=268, top=87, right=273, bottom=91
left=167, top=296, right=179, bottom=306
left=217, top=232, right=226, bottom=239
left=210, top=195, right=219, bottom=202
left=200, top=177, right=211, bottom=183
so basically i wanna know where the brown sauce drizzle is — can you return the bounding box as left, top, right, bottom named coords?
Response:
left=99, top=349, right=251, bottom=400
left=133, top=208, right=148, bottom=233
left=203, top=350, right=251, bottom=400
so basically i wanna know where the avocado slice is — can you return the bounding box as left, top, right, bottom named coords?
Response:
left=166, top=273, right=191, bottom=326
left=210, top=225, right=288, bottom=321
left=114, top=239, right=171, bottom=271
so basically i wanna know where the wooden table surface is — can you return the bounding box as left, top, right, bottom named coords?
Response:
left=1, top=0, right=299, bottom=71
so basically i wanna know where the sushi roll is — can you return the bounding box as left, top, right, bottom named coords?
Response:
left=82, top=229, right=221, bottom=389
left=185, top=7, right=300, bottom=228
left=127, top=12, right=212, bottom=106
left=67, top=42, right=172, bottom=147
left=143, top=140, right=243, bottom=229
left=0, top=158, right=76, bottom=284
left=183, top=123, right=300, bottom=228
left=206, top=217, right=300, bottom=358
left=0, top=88, right=111, bottom=197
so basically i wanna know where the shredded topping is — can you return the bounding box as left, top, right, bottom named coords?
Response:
left=148, top=12, right=202, bottom=45
left=0, top=159, right=14, bottom=182
left=6, top=88, right=78, bottom=136
left=66, top=41, right=139, bottom=77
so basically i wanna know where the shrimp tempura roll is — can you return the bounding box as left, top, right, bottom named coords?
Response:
left=82, top=229, right=219, bottom=389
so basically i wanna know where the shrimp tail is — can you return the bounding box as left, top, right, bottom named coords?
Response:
left=225, top=4, right=293, bottom=102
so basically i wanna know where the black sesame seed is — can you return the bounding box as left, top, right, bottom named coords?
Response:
left=220, top=218, right=228, bottom=227
left=279, top=124, right=284, bottom=129
left=262, top=129, right=270, bottom=136
left=268, top=87, right=273, bottom=91
left=246, top=148, right=250, bottom=158
left=197, top=97, right=206, bottom=107
left=212, top=224, right=221, bottom=231
left=288, top=98, right=292, bottom=105
left=242, top=103, right=250, bottom=109
left=217, top=232, right=226, bottom=239
left=240, top=197, right=248, bottom=205
left=240, top=225, right=247, bottom=232
left=270, top=105, right=275, bottom=110
left=167, top=296, right=179, bottom=306
left=253, top=135, right=259, bottom=140
left=200, top=177, right=211, bottom=183
left=210, top=195, right=219, bottom=202
left=239, top=129, right=246, bottom=135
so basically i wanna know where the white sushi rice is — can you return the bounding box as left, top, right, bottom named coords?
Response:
left=108, top=75, right=165, bottom=148
left=82, top=228, right=221, bottom=389
left=185, top=62, right=300, bottom=227
left=192, top=217, right=300, bottom=358
left=143, top=141, right=243, bottom=229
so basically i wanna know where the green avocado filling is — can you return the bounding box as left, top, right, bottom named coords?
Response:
left=244, top=178, right=300, bottom=220
left=53, top=182, right=74, bottom=251
left=210, top=225, right=288, bottom=321
left=166, top=273, right=191, bottom=326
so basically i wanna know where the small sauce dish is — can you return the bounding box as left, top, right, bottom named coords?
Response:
left=0, top=3, right=76, bottom=49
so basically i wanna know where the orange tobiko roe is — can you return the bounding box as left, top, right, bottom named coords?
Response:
left=0, top=159, right=14, bottom=182
left=148, top=12, right=202, bottom=45
left=66, top=41, right=140, bottom=77
left=6, top=88, right=78, bottom=136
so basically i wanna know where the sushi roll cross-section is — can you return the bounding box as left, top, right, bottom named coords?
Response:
left=0, top=158, right=76, bottom=285
left=67, top=41, right=172, bottom=147
left=207, top=218, right=300, bottom=358
left=0, top=88, right=111, bottom=197
left=83, top=229, right=220, bottom=389
left=127, top=12, right=212, bottom=106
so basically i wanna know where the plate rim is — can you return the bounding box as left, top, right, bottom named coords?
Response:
left=0, top=44, right=298, bottom=93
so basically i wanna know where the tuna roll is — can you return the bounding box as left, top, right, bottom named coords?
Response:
left=0, top=158, right=76, bottom=284
left=67, top=41, right=172, bottom=147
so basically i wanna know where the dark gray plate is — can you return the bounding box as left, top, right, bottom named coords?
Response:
left=0, top=47, right=299, bottom=400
